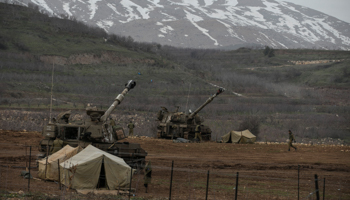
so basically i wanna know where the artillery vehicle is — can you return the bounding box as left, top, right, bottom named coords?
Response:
left=39, top=80, right=147, bottom=169
left=156, top=88, right=224, bottom=141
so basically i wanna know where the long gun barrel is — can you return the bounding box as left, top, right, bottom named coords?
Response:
left=188, top=88, right=224, bottom=119
left=100, top=80, right=136, bottom=122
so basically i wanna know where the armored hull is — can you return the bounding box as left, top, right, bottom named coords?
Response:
left=156, top=88, right=224, bottom=141
left=39, top=122, right=147, bottom=168
left=39, top=80, right=147, bottom=169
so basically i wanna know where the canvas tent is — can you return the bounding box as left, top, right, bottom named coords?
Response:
left=221, top=129, right=256, bottom=144
left=38, top=145, right=81, bottom=181
left=60, top=145, right=134, bottom=190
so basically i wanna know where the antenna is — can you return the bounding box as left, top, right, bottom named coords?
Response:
left=49, top=62, right=54, bottom=123
left=185, top=82, right=191, bottom=114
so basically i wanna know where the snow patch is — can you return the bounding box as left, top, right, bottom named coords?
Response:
left=184, top=10, right=219, bottom=46
left=119, top=0, right=152, bottom=23
left=262, top=0, right=283, bottom=15
left=107, top=3, right=121, bottom=15
left=217, top=20, right=246, bottom=42
left=31, top=0, right=54, bottom=14
left=259, top=32, right=277, bottom=48
left=159, top=25, right=174, bottom=34
left=245, top=7, right=264, bottom=22
left=88, top=0, right=102, bottom=20
left=96, top=20, right=114, bottom=32
left=223, top=0, right=239, bottom=7
left=63, top=2, right=73, bottom=16
left=185, top=10, right=203, bottom=22
left=160, top=11, right=177, bottom=22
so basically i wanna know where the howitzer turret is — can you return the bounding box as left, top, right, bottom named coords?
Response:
left=156, top=88, right=225, bottom=141
left=39, top=80, right=147, bottom=169
left=100, top=80, right=136, bottom=122
left=188, top=88, right=224, bottom=119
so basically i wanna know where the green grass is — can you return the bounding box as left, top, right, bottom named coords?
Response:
left=0, top=3, right=158, bottom=58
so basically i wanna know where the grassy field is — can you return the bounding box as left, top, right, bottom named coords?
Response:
left=1, top=130, right=349, bottom=199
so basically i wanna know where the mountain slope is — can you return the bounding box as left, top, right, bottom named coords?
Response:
left=8, top=0, right=350, bottom=50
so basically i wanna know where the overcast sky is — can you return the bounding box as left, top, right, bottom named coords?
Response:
left=275, top=0, right=350, bottom=23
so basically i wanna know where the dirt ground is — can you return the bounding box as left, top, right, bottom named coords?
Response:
left=0, top=130, right=349, bottom=200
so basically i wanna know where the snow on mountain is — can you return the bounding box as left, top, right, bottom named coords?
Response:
left=7, top=0, right=350, bottom=50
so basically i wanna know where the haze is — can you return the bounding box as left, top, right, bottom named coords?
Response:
left=276, top=0, right=350, bottom=23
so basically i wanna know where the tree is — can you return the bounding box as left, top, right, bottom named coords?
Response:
left=263, top=46, right=275, bottom=57
left=263, top=46, right=270, bottom=56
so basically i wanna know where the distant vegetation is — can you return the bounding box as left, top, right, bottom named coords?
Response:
left=0, top=2, right=349, bottom=143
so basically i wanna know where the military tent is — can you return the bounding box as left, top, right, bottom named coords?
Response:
left=60, top=145, right=134, bottom=190
left=38, top=145, right=81, bottom=181
left=221, top=129, right=256, bottom=144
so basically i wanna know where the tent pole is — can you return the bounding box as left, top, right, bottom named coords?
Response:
left=58, top=160, right=61, bottom=190
left=129, top=167, right=133, bottom=200
left=44, top=155, right=48, bottom=181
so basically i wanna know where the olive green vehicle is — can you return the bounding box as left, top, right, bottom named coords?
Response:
left=156, top=88, right=224, bottom=141
left=39, top=80, right=147, bottom=169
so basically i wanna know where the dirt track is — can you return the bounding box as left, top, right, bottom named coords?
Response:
left=0, top=130, right=349, bottom=199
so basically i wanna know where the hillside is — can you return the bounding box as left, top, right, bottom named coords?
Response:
left=9, top=0, right=350, bottom=50
left=0, top=3, right=206, bottom=105
left=0, top=3, right=349, bottom=144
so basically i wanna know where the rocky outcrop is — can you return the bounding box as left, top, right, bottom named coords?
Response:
left=39, top=52, right=156, bottom=65
left=289, top=59, right=343, bottom=65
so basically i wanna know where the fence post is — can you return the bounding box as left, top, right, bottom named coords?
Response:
left=206, top=170, right=210, bottom=200
left=169, top=160, right=174, bottom=200
left=28, top=146, right=31, bottom=192
left=235, top=172, right=239, bottom=200
left=298, top=165, right=300, bottom=200
left=314, top=174, right=320, bottom=200
left=323, top=178, right=325, bottom=200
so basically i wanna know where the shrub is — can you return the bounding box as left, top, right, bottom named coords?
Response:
left=0, top=41, right=8, bottom=50
left=238, top=116, right=260, bottom=138
left=13, top=41, right=30, bottom=52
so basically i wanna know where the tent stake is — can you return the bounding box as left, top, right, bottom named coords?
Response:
left=235, top=172, right=239, bottom=200
left=28, top=146, right=31, bottom=192
left=205, top=170, right=210, bottom=200
left=298, top=165, right=300, bottom=200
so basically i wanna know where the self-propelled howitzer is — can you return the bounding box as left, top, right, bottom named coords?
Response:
left=156, top=88, right=224, bottom=140
left=39, top=80, right=147, bottom=169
